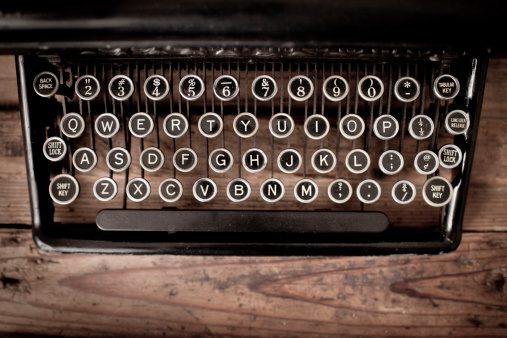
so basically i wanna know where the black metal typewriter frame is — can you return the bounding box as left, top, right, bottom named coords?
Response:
left=15, top=45, right=488, bottom=255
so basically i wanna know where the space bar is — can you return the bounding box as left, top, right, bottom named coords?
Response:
left=96, top=210, right=389, bottom=233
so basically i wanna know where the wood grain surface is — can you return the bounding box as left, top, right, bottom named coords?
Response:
left=0, top=55, right=507, bottom=337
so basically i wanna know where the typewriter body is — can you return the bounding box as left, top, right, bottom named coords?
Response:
left=2, top=0, right=504, bottom=255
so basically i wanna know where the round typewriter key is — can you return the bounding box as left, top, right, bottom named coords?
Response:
left=422, top=176, right=453, bottom=207
left=323, top=75, right=349, bottom=102
left=252, top=75, right=277, bottom=101
left=445, top=110, right=470, bottom=135
left=433, top=74, right=460, bottom=100
left=60, top=112, right=85, bottom=138
left=378, top=150, right=404, bottom=175
left=345, top=149, right=370, bottom=174
left=193, top=178, right=217, bottom=202
left=269, top=112, right=294, bottom=138
left=140, top=147, right=165, bottom=172
left=93, top=177, right=118, bottom=202
left=209, top=148, right=234, bottom=173
left=173, top=148, right=198, bottom=172
left=75, top=75, right=100, bottom=101
left=260, top=178, right=284, bottom=203
left=163, top=113, right=188, bottom=138
left=288, top=75, right=314, bottom=101
left=392, top=180, right=416, bottom=204
left=43, top=136, right=67, bottom=162
left=72, top=147, right=97, bottom=172
left=227, top=178, right=251, bottom=202
left=243, top=148, right=267, bottom=173
left=414, top=150, right=439, bottom=175
left=33, top=71, right=59, bottom=98
left=108, top=74, right=134, bottom=101
left=408, top=114, right=434, bottom=140
left=159, top=178, right=183, bottom=203
left=49, top=174, right=79, bottom=205
left=233, top=112, right=258, bottom=138
left=394, top=76, right=420, bottom=102
left=304, top=114, right=330, bottom=140
left=95, top=113, right=120, bottom=138
left=311, top=148, right=336, bottom=174
left=358, top=75, right=384, bottom=101
left=213, top=75, right=239, bottom=101
left=126, top=177, right=151, bottom=203
left=179, top=74, right=205, bottom=101
left=294, top=179, right=318, bottom=203
left=129, top=112, right=154, bottom=138
left=144, top=74, right=169, bottom=101
left=438, top=144, right=462, bottom=169
left=198, top=112, right=223, bottom=138
left=277, top=148, right=302, bottom=174
left=357, top=179, right=381, bottom=204
left=328, top=179, right=353, bottom=203
left=106, top=147, right=131, bottom=172
left=373, top=114, right=399, bottom=140
left=339, top=114, right=365, bottom=140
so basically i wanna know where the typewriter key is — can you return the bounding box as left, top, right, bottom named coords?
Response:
left=72, top=147, right=97, bottom=172
left=159, top=178, right=183, bottom=203
left=106, top=147, right=131, bottom=172
left=163, top=113, right=188, bottom=138
left=144, top=74, right=169, bottom=101
left=213, top=75, right=239, bottom=101
left=140, top=147, right=164, bottom=172
left=433, top=74, right=460, bottom=100
left=277, top=148, right=302, bottom=174
left=252, top=75, right=277, bottom=101
left=357, top=179, right=381, bottom=204
left=345, top=149, right=370, bottom=174
left=243, top=148, right=267, bottom=173
left=339, top=114, right=365, bottom=140
left=33, top=71, right=59, bottom=98
left=311, top=148, right=336, bottom=173
left=323, top=75, right=349, bottom=102
left=126, top=178, right=151, bottom=202
left=422, top=176, right=453, bottom=207
left=227, top=178, right=251, bottom=202
left=129, top=112, right=154, bottom=138
left=198, top=112, right=223, bottom=138
left=392, top=180, right=416, bottom=204
left=193, top=178, right=217, bottom=202
left=304, top=114, right=330, bottom=140
left=394, top=76, right=420, bottom=102
left=288, top=75, right=314, bottom=101
left=445, top=110, right=469, bottom=135
left=108, top=74, right=134, bottom=101
left=294, top=179, right=319, bottom=203
left=43, top=136, right=67, bottom=162
left=173, top=148, right=198, bottom=172
left=49, top=174, right=80, bottom=205
left=61, top=112, right=85, bottom=138
left=358, top=75, right=384, bottom=101
left=260, top=178, right=284, bottom=203
left=414, top=150, right=439, bottom=175
left=233, top=112, right=258, bottom=138
left=438, top=144, right=462, bottom=169
left=95, top=113, right=120, bottom=138
left=408, top=114, right=434, bottom=140
left=93, top=177, right=118, bottom=202
left=373, top=114, right=399, bottom=140
left=179, top=74, right=205, bottom=101
left=328, top=179, right=353, bottom=203
left=378, top=150, right=404, bottom=175
left=209, top=148, right=234, bottom=173
left=75, top=75, right=100, bottom=101
left=269, top=112, right=294, bottom=138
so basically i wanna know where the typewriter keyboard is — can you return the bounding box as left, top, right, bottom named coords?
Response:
left=20, top=48, right=485, bottom=254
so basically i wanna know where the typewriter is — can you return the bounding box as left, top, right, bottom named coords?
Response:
left=3, top=1, right=504, bottom=255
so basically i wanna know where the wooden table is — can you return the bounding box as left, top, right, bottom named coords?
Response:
left=1, top=55, right=506, bottom=337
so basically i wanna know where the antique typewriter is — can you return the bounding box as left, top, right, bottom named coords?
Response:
left=3, top=1, right=504, bottom=254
